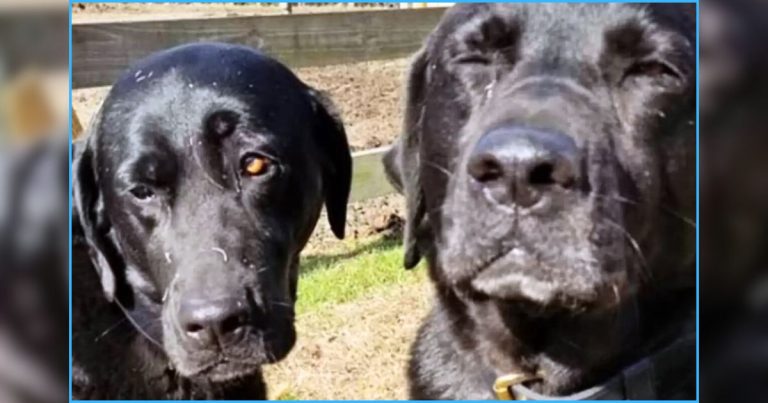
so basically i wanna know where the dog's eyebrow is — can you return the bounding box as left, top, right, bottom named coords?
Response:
left=604, top=19, right=655, bottom=58
left=453, top=13, right=521, bottom=52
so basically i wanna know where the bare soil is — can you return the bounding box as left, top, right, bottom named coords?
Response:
left=299, top=59, right=409, bottom=151
left=264, top=279, right=432, bottom=400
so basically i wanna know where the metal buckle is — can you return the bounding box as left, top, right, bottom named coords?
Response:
left=493, top=372, right=541, bottom=400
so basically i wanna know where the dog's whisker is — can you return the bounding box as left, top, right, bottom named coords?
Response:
left=267, top=300, right=293, bottom=308
left=558, top=336, right=586, bottom=352
left=592, top=193, right=695, bottom=229
left=113, top=298, right=164, bottom=350
left=423, top=160, right=454, bottom=179
left=94, top=318, right=128, bottom=342
left=210, top=247, right=229, bottom=263
left=603, top=217, right=652, bottom=282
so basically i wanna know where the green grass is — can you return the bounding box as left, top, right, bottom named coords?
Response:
left=296, top=236, right=425, bottom=314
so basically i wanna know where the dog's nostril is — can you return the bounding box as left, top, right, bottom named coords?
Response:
left=468, top=126, right=580, bottom=208
left=468, top=154, right=504, bottom=183
left=178, top=297, right=251, bottom=345
left=528, top=162, right=555, bottom=186
left=185, top=323, right=205, bottom=334
left=220, top=314, right=246, bottom=335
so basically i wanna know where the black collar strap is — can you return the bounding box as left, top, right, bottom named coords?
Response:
left=495, top=334, right=696, bottom=400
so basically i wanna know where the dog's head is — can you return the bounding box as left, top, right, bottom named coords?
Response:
left=73, top=43, right=351, bottom=381
left=386, top=4, right=695, bottom=314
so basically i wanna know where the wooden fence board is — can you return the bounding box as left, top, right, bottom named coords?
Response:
left=349, top=146, right=395, bottom=202
left=73, top=8, right=446, bottom=89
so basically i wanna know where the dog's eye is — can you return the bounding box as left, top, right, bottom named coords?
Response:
left=624, top=60, right=682, bottom=82
left=242, top=155, right=271, bottom=177
left=129, top=185, right=155, bottom=200
left=454, top=53, right=491, bottom=66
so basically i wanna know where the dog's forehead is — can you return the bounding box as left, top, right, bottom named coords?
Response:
left=445, top=4, right=670, bottom=57
left=118, top=71, right=249, bottom=142
left=110, top=43, right=306, bottom=100
left=97, top=45, right=314, bottom=161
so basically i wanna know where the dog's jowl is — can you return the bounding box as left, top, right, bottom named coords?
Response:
left=72, top=43, right=352, bottom=399
left=384, top=3, right=696, bottom=399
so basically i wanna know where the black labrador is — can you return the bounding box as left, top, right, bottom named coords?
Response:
left=384, top=4, right=696, bottom=399
left=72, top=42, right=351, bottom=399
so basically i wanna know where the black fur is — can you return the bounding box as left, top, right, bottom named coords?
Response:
left=384, top=4, right=696, bottom=399
left=72, top=43, right=351, bottom=399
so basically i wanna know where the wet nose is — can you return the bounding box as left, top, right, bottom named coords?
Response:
left=467, top=126, right=579, bottom=207
left=177, top=296, right=250, bottom=347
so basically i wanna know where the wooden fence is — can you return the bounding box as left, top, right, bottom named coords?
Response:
left=72, top=8, right=446, bottom=89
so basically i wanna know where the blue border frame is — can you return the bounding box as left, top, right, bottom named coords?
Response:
left=68, top=3, right=75, bottom=401
left=694, top=2, right=700, bottom=401
left=68, top=1, right=700, bottom=402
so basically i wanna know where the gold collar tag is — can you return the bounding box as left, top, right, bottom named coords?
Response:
left=493, top=372, right=541, bottom=400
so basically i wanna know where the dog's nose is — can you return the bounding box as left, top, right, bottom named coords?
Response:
left=178, top=297, right=250, bottom=346
left=467, top=126, right=579, bottom=207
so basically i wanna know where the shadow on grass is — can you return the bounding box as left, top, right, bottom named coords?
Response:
left=300, top=234, right=403, bottom=276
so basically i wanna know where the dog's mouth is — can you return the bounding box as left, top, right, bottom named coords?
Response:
left=175, top=330, right=293, bottom=382
left=187, top=356, right=263, bottom=382
left=467, top=248, right=620, bottom=314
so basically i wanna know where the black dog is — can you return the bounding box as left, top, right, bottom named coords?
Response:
left=72, top=43, right=351, bottom=399
left=384, top=4, right=696, bottom=399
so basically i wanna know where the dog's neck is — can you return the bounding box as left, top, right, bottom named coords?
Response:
left=438, top=284, right=694, bottom=395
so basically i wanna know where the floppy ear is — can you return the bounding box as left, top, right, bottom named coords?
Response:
left=72, top=115, right=131, bottom=304
left=384, top=48, right=431, bottom=269
left=306, top=88, right=352, bottom=239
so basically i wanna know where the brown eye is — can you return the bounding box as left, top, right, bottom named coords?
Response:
left=242, top=155, right=270, bottom=176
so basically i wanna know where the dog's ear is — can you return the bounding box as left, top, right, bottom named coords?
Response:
left=384, top=48, right=431, bottom=269
left=72, top=118, right=131, bottom=304
left=306, top=88, right=352, bottom=239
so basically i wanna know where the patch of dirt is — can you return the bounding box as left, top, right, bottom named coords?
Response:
left=72, top=3, right=400, bottom=24
left=264, top=279, right=433, bottom=400
left=305, top=193, right=405, bottom=255
left=298, top=58, right=409, bottom=150
left=71, top=58, right=409, bottom=151
left=71, top=87, right=108, bottom=133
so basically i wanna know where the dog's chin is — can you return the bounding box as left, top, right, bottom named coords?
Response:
left=187, top=359, right=263, bottom=383
left=468, top=251, right=619, bottom=316
left=172, top=330, right=295, bottom=382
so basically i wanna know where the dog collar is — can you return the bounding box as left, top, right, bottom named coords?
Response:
left=493, top=334, right=695, bottom=400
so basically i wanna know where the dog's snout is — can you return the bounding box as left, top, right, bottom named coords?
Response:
left=467, top=126, right=579, bottom=207
left=178, top=297, right=251, bottom=347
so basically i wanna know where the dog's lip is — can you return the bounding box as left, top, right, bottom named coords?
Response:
left=471, top=258, right=558, bottom=305
left=187, top=357, right=262, bottom=381
left=469, top=248, right=599, bottom=306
